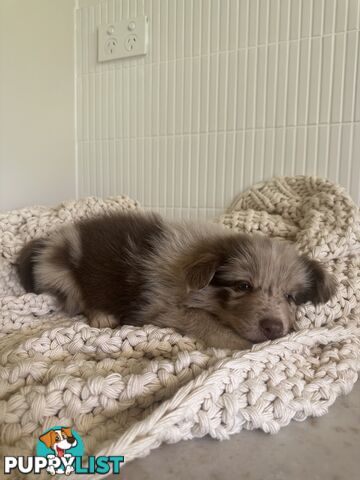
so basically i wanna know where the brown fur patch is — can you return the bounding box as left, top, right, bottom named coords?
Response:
left=73, top=212, right=166, bottom=324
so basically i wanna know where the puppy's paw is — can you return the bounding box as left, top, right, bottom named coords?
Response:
left=87, top=311, right=118, bottom=329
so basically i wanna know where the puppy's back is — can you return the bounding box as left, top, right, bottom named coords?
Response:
left=75, top=212, right=166, bottom=321
left=16, top=211, right=166, bottom=321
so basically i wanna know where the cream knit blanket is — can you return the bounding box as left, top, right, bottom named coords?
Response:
left=1, top=176, right=360, bottom=477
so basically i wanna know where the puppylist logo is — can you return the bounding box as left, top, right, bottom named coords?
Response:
left=4, top=426, right=124, bottom=476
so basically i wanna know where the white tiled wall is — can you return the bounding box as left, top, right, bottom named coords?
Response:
left=76, top=0, right=360, bottom=218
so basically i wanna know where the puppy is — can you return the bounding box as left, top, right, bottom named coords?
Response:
left=16, top=211, right=337, bottom=350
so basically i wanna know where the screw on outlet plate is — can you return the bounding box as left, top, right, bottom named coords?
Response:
left=105, top=37, right=118, bottom=54
left=124, top=34, right=137, bottom=52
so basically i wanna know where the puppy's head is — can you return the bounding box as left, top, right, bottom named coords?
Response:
left=39, top=427, right=77, bottom=452
left=181, top=233, right=337, bottom=344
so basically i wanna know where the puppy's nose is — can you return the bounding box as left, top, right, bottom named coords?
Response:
left=260, top=318, right=284, bottom=340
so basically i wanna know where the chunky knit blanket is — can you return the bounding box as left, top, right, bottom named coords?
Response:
left=1, top=177, right=360, bottom=478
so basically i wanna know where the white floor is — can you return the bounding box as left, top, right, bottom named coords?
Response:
left=108, top=380, right=360, bottom=480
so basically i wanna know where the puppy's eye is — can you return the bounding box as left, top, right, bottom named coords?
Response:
left=55, top=436, right=60, bottom=441
left=236, top=282, right=253, bottom=292
left=285, top=293, right=295, bottom=303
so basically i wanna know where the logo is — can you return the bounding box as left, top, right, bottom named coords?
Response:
left=4, top=426, right=124, bottom=476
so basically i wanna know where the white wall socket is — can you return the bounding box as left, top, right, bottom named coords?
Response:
left=98, top=16, right=148, bottom=62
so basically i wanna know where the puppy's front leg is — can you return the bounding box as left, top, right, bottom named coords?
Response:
left=180, top=311, right=251, bottom=350
left=205, top=329, right=251, bottom=350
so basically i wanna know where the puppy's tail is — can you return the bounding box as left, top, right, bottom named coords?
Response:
left=16, top=238, right=48, bottom=292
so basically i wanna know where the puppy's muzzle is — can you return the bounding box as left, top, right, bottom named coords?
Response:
left=260, top=318, right=284, bottom=340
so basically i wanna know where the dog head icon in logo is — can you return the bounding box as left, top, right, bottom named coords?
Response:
left=39, top=427, right=77, bottom=457
left=37, top=426, right=84, bottom=476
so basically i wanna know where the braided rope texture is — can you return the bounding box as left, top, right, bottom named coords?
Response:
left=0, top=177, right=360, bottom=478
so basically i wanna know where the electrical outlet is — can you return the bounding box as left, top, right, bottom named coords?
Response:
left=98, top=16, right=148, bottom=62
left=124, top=34, right=137, bottom=52
left=105, top=37, right=118, bottom=55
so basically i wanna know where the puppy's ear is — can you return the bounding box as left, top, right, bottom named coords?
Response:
left=62, top=427, right=72, bottom=438
left=39, top=431, right=56, bottom=448
left=182, top=251, right=220, bottom=290
left=296, top=257, right=337, bottom=305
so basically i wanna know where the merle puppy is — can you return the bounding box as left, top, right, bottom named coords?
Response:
left=16, top=211, right=337, bottom=349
